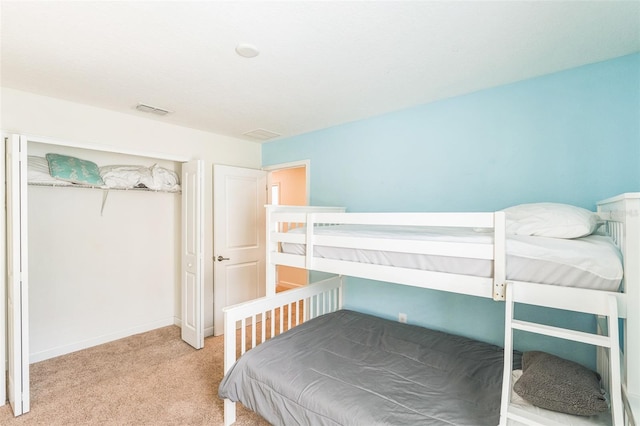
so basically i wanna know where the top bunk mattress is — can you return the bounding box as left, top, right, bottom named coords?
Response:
left=280, top=225, right=623, bottom=291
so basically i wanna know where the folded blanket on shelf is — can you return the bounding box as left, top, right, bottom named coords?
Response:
left=100, top=164, right=180, bottom=191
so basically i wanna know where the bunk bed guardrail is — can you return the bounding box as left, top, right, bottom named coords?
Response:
left=266, top=205, right=508, bottom=301
left=222, top=276, right=343, bottom=426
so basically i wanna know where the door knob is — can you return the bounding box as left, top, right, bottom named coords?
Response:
left=217, top=255, right=230, bottom=262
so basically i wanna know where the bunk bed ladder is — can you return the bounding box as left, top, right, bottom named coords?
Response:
left=500, top=283, right=624, bottom=426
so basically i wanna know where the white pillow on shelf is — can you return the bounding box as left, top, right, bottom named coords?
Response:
left=27, top=155, right=72, bottom=186
left=502, top=202, right=599, bottom=239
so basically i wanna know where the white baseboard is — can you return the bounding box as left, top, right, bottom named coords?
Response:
left=173, top=317, right=214, bottom=338
left=29, top=317, right=176, bottom=364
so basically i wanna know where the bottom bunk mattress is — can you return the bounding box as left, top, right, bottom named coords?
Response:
left=219, top=309, right=521, bottom=426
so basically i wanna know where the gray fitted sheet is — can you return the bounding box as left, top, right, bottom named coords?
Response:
left=219, top=310, right=520, bottom=426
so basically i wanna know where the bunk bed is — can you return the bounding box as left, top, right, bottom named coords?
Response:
left=219, top=193, right=639, bottom=426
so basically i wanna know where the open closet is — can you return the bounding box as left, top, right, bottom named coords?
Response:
left=5, top=133, right=204, bottom=416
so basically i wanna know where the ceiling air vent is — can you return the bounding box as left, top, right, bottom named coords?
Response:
left=243, top=128, right=281, bottom=141
left=135, top=103, right=171, bottom=116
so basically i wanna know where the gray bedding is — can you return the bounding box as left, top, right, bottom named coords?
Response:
left=219, top=310, right=520, bottom=425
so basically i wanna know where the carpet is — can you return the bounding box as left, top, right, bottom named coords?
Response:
left=0, top=326, right=269, bottom=425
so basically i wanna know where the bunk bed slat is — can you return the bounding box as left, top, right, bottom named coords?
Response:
left=270, top=308, right=275, bottom=338
left=271, top=252, right=306, bottom=268
left=240, top=319, right=246, bottom=355
left=250, top=315, right=256, bottom=349
left=509, top=280, right=627, bottom=317
left=311, top=258, right=494, bottom=298
left=270, top=231, right=305, bottom=244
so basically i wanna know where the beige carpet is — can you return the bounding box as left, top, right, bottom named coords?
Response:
left=0, top=326, right=270, bottom=425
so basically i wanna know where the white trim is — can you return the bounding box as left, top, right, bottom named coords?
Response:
left=10, top=132, right=190, bottom=162
left=29, top=317, right=176, bottom=363
left=263, top=159, right=310, bottom=171
left=0, top=134, right=7, bottom=407
left=174, top=317, right=214, bottom=337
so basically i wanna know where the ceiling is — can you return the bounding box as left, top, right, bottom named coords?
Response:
left=1, top=1, right=639, bottom=143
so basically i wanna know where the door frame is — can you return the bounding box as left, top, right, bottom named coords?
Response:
left=0, top=134, right=6, bottom=407
left=264, top=160, right=310, bottom=291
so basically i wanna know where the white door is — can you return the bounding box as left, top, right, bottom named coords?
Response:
left=213, top=165, right=267, bottom=336
left=181, top=160, right=204, bottom=349
left=6, top=134, right=30, bottom=416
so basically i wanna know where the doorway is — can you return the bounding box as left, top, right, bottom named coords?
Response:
left=267, top=162, right=309, bottom=293
left=211, top=161, right=309, bottom=336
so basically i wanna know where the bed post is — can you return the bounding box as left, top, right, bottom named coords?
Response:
left=620, top=194, right=640, bottom=422
left=223, top=308, right=237, bottom=426
left=493, top=211, right=507, bottom=301
left=265, top=205, right=277, bottom=297
left=499, top=283, right=515, bottom=426
left=598, top=193, right=640, bottom=423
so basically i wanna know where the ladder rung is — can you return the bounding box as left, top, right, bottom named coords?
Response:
left=511, top=320, right=611, bottom=347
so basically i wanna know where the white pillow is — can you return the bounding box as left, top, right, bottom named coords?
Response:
left=27, top=156, right=72, bottom=185
left=502, top=202, right=599, bottom=239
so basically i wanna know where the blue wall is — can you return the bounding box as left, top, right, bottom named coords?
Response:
left=262, top=53, right=640, bottom=367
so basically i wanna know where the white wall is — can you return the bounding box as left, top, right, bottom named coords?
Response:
left=26, top=142, right=181, bottom=361
left=1, top=87, right=262, bottom=350
left=28, top=186, right=180, bottom=361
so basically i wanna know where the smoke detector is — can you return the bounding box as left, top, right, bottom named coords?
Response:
left=235, top=43, right=260, bottom=58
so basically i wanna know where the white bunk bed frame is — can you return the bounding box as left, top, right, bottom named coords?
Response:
left=223, top=193, right=640, bottom=426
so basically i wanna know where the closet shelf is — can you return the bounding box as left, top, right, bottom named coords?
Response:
left=28, top=182, right=181, bottom=194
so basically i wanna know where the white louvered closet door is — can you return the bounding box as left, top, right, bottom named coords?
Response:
left=6, top=134, right=30, bottom=416
left=181, top=160, right=204, bottom=349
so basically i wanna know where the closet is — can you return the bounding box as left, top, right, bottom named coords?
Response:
left=5, top=133, right=203, bottom=416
